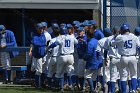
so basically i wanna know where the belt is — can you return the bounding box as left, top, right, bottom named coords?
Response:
left=121, top=55, right=136, bottom=57
left=109, top=56, right=120, bottom=59
left=51, top=56, right=57, bottom=57
left=60, top=53, right=73, bottom=55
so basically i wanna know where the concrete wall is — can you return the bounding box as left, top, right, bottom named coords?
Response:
left=0, top=0, right=99, bottom=9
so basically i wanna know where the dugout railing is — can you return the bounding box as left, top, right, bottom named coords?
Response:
left=0, top=47, right=30, bottom=83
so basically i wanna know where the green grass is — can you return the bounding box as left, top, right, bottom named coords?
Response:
left=0, top=87, right=62, bottom=93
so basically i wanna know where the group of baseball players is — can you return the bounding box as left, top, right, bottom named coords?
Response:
left=27, top=19, right=140, bottom=93
left=1, top=19, right=140, bottom=93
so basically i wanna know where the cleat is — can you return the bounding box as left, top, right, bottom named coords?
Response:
left=60, top=89, right=64, bottom=93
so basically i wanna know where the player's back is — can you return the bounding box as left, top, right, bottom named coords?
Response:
left=105, top=35, right=121, bottom=58
left=115, top=33, right=139, bottom=56
left=44, top=30, right=51, bottom=42
left=58, top=34, right=78, bottom=55
left=49, top=36, right=60, bottom=57
left=138, top=36, right=140, bottom=41
left=96, top=37, right=107, bottom=58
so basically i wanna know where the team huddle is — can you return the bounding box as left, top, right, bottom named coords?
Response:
left=28, top=20, right=140, bottom=93
left=1, top=19, right=140, bottom=93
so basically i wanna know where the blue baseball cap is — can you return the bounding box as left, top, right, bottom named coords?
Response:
left=122, top=23, right=130, bottom=28
left=60, top=23, right=66, bottom=28
left=61, top=27, right=68, bottom=35
left=75, top=24, right=80, bottom=28
left=72, top=21, right=80, bottom=25
left=52, top=23, right=59, bottom=28
left=67, top=24, right=73, bottom=28
left=89, top=20, right=97, bottom=25
left=83, top=22, right=91, bottom=26
left=0, top=25, right=5, bottom=31
left=135, top=27, right=140, bottom=35
left=120, top=24, right=129, bottom=30
left=77, top=27, right=85, bottom=32
left=135, top=27, right=140, bottom=32
left=41, top=22, right=48, bottom=27
left=36, top=23, right=43, bottom=29
left=103, top=28, right=111, bottom=34
left=84, top=20, right=89, bottom=23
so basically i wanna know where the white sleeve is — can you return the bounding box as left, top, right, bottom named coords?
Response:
left=111, top=35, right=122, bottom=46
left=136, top=37, right=140, bottom=47
left=56, top=37, right=62, bottom=45
left=104, top=38, right=109, bottom=50
left=74, top=38, right=78, bottom=44
left=48, top=34, right=52, bottom=40
left=96, top=42, right=101, bottom=52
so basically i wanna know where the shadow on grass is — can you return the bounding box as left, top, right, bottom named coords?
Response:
left=0, top=87, right=77, bottom=93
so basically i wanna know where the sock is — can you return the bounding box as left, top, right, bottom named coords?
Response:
left=131, top=78, right=137, bottom=91
left=79, top=77, right=86, bottom=90
left=128, top=80, right=132, bottom=92
left=31, top=71, right=35, bottom=79
left=47, top=77, right=52, bottom=87
left=97, top=76, right=99, bottom=82
left=41, top=73, right=46, bottom=86
left=87, top=78, right=94, bottom=91
left=93, top=81, right=96, bottom=90
left=137, top=79, right=140, bottom=88
left=52, top=75, right=57, bottom=88
left=99, top=76, right=105, bottom=88
left=64, top=73, right=68, bottom=85
left=4, top=69, right=8, bottom=81
left=35, top=75, right=40, bottom=87
left=55, top=78, right=60, bottom=88
left=121, top=81, right=126, bottom=93
left=8, top=70, right=11, bottom=82
left=71, top=75, right=76, bottom=85
left=110, top=82, right=115, bottom=93
left=67, top=76, right=72, bottom=86
left=59, top=78, right=64, bottom=89
left=117, top=79, right=121, bottom=92
left=107, top=81, right=111, bottom=93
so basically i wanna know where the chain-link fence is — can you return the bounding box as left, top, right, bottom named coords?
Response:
left=107, top=0, right=140, bottom=31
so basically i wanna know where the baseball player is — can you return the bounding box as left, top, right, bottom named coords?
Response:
left=83, top=20, right=91, bottom=33
left=0, top=25, right=18, bottom=84
left=134, top=27, right=140, bottom=92
left=96, top=28, right=112, bottom=93
left=104, top=26, right=122, bottom=93
left=41, top=22, right=52, bottom=87
left=47, top=19, right=58, bottom=38
left=76, top=27, right=87, bottom=92
left=89, top=20, right=104, bottom=40
left=47, top=26, right=61, bottom=89
left=30, top=23, right=47, bottom=88
left=48, top=24, right=78, bottom=92
left=110, top=24, right=140, bottom=93
left=84, top=28, right=101, bottom=93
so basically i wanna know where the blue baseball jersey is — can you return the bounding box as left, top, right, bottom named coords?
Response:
left=94, top=29, right=104, bottom=40
left=32, top=33, right=47, bottom=58
left=84, top=38, right=99, bottom=69
left=76, top=35, right=87, bottom=59
left=2, top=30, right=19, bottom=58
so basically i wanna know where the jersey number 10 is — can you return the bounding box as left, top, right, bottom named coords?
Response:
left=124, top=40, right=132, bottom=49
left=65, top=40, right=70, bottom=47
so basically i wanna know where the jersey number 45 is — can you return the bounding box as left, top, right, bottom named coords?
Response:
left=124, top=40, right=132, bottom=49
